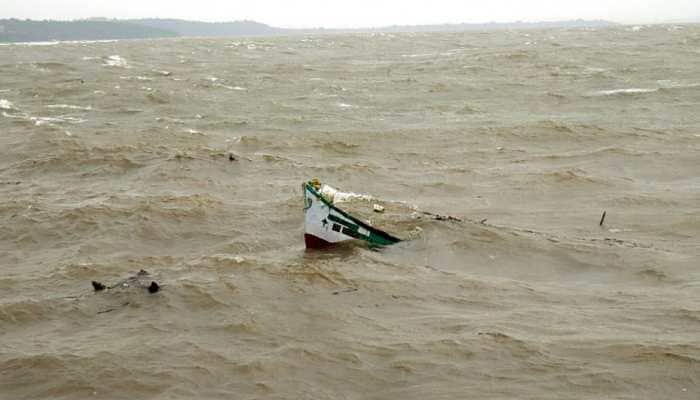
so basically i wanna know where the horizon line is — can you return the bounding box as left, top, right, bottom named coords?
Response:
left=2, top=16, right=699, bottom=30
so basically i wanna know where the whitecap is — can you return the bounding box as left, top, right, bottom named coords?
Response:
left=215, top=84, right=246, bottom=91
left=46, top=104, right=93, bottom=111
left=591, top=88, right=658, bottom=96
left=9, top=39, right=118, bottom=46
left=0, top=39, right=107, bottom=48
left=401, top=53, right=434, bottom=58
left=32, top=116, right=87, bottom=126
left=320, top=185, right=375, bottom=203
left=337, top=103, right=353, bottom=109
left=70, top=39, right=118, bottom=44
left=104, top=55, right=129, bottom=68
left=0, top=99, right=15, bottom=110
left=2, top=111, right=29, bottom=119
left=60, top=116, right=88, bottom=123
left=0, top=41, right=59, bottom=46
left=31, top=116, right=63, bottom=126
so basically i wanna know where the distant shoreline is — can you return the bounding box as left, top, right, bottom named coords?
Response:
left=0, top=18, right=619, bottom=43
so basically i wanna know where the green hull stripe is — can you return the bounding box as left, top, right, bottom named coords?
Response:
left=328, top=213, right=360, bottom=233
left=305, top=182, right=401, bottom=246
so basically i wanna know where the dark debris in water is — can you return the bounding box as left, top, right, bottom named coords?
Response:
left=332, top=287, right=358, bottom=295
left=148, top=281, right=160, bottom=293
left=91, top=269, right=160, bottom=294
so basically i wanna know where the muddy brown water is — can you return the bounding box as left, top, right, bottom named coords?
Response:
left=1, top=24, right=699, bottom=399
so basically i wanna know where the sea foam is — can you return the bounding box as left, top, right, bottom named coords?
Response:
left=104, top=55, right=129, bottom=68
left=591, top=88, right=658, bottom=96
left=46, top=104, right=93, bottom=111
left=0, top=99, right=15, bottom=110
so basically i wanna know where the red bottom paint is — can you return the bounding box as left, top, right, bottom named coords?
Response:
left=304, top=234, right=334, bottom=249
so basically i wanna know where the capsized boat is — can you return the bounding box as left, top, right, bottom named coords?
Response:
left=303, top=179, right=401, bottom=249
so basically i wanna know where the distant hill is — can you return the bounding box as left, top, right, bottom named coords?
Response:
left=127, top=19, right=285, bottom=37
left=0, top=19, right=177, bottom=42
left=0, top=18, right=616, bottom=43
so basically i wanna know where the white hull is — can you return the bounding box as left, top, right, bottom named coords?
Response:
left=303, top=182, right=400, bottom=248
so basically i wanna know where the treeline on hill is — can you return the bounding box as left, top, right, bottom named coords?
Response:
left=131, top=19, right=283, bottom=37
left=0, top=18, right=282, bottom=42
left=0, top=19, right=178, bottom=42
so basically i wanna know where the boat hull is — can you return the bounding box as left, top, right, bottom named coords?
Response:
left=303, top=182, right=400, bottom=249
left=304, top=233, right=334, bottom=249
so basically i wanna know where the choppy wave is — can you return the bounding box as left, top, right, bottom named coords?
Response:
left=590, top=81, right=700, bottom=97
left=0, top=98, right=15, bottom=110
left=0, top=41, right=61, bottom=47
left=103, top=55, right=129, bottom=67
left=3, top=113, right=88, bottom=126
left=45, top=104, right=93, bottom=110
left=591, top=88, right=658, bottom=96
left=1, top=27, right=699, bottom=400
left=0, top=39, right=119, bottom=47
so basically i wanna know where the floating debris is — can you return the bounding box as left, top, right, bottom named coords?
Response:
left=148, top=281, right=160, bottom=293
left=419, top=210, right=463, bottom=222
left=303, top=179, right=463, bottom=249
left=91, top=269, right=160, bottom=294
left=332, top=288, right=358, bottom=295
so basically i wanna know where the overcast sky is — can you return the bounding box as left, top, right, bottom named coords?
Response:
left=3, top=1, right=700, bottom=28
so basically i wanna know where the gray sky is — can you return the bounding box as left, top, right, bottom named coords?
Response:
left=3, top=0, right=700, bottom=28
